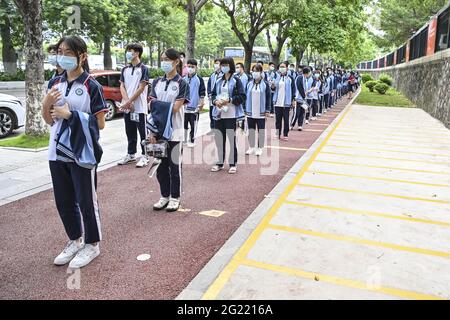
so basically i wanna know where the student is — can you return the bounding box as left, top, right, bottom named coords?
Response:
left=183, top=58, right=206, bottom=147
left=292, top=67, right=313, bottom=131
left=207, top=58, right=222, bottom=133
left=347, top=71, right=357, bottom=99
left=117, top=43, right=150, bottom=168
left=310, top=70, right=321, bottom=120
left=272, top=61, right=295, bottom=140
left=256, top=60, right=269, bottom=81
left=180, top=52, right=189, bottom=77
left=320, top=70, right=330, bottom=114
left=245, top=64, right=271, bottom=156
left=41, top=36, right=107, bottom=269
left=266, top=62, right=279, bottom=116
left=149, top=48, right=190, bottom=212
left=235, top=63, right=249, bottom=89
left=47, top=44, right=65, bottom=79
left=288, top=63, right=297, bottom=79
left=211, top=57, right=246, bottom=174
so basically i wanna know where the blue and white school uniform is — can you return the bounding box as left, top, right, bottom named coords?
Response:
left=236, top=72, right=249, bottom=89
left=120, top=62, right=150, bottom=155
left=266, top=70, right=279, bottom=114
left=183, top=73, right=205, bottom=144
left=245, top=79, right=271, bottom=148
left=47, top=71, right=108, bottom=244
left=149, top=74, right=190, bottom=199
left=273, top=74, right=295, bottom=137
left=292, top=75, right=313, bottom=128
left=310, top=79, right=321, bottom=117
left=207, top=71, right=223, bottom=130
left=211, top=75, right=246, bottom=167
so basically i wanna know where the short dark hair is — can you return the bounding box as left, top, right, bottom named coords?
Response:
left=278, top=61, right=288, bottom=69
left=257, top=60, right=264, bottom=65
left=187, top=58, right=197, bottom=66
left=214, top=58, right=221, bottom=63
left=126, top=43, right=144, bottom=58
left=180, top=52, right=186, bottom=57
left=252, top=64, right=263, bottom=72
left=289, top=63, right=295, bottom=67
left=269, top=62, right=275, bottom=66
left=220, top=57, right=235, bottom=74
left=47, top=44, right=58, bottom=53
left=164, top=48, right=182, bottom=75
left=302, top=67, right=311, bottom=74
left=236, top=62, right=245, bottom=70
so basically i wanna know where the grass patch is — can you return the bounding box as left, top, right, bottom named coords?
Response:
left=0, top=133, right=50, bottom=149
left=355, top=85, right=414, bottom=108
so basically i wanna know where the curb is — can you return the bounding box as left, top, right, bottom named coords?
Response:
left=0, top=146, right=48, bottom=153
left=176, top=90, right=361, bottom=300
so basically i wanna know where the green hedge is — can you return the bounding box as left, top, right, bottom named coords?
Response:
left=0, top=70, right=54, bottom=81
left=379, top=74, right=393, bottom=86
left=361, top=74, right=373, bottom=83
left=374, top=82, right=390, bottom=95
left=365, top=80, right=378, bottom=92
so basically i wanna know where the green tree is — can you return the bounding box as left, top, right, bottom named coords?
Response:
left=0, top=0, right=24, bottom=74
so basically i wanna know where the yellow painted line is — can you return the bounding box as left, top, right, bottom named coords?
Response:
left=329, top=138, right=450, bottom=152
left=333, top=132, right=450, bottom=145
left=284, top=200, right=450, bottom=228
left=267, top=224, right=450, bottom=259
left=303, top=129, right=325, bottom=132
left=202, top=104, right=353, bottom=300
left=315, top=160, right=450, bottom=176
left=266, top=146, right=308, bottom=152
left=320, top=151, right=450, bottom=166
left=325, top=144, right=450, bottom=158
left=241, top=259, right=444, bottom=300
left=307, top=170, right=450, bottom=188
left=297, top=183, right=450, bottom=205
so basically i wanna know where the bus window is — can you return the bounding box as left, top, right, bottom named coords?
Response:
left=224, top=48, right=244, bottom=58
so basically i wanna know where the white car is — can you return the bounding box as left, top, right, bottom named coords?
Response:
left=0, top=93, right=25, bottom=138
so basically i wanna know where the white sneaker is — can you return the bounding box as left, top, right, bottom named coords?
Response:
left=246, top=148, right=255, bottom=155
left=298, top=127, right=303, bottom=131
left=54, top=238, right=84, bottom=266
left=317, top=113, right=322, bottom=116
left=228, top=166, right=237, bottom=174
left=136, top=156, right=150, bottom=168
left=305, top=120, right=309, bottom=124
left=117, top=154, right=136, bottom=165
left=166, top=198, right=180, bottom=212
left=255, top=148, right=263, bottom=156
left=311, top=116, right=317, bottom=120
left=211, top=165, right=224, bottom=172
left=187, top=142, right=195, bottom=148
left=290, top=126, right=294, bottom=130
left=153, top=197, right=170, bottom=211
left=68, top=244, right=100, bottom=269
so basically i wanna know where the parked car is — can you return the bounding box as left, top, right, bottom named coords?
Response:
left=0, top=93, right=25, bottom=138
left=90, top=70, right=123, bottom=121
left=90, top=69, right=153, bottom=121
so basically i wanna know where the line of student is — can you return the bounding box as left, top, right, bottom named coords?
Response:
left=43, top=36, right=360, bottom=269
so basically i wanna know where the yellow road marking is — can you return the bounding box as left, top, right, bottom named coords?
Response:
left=325, top=144, right=450, bottom=158
left=284, top=200, right=450, bottom=227
left=241, top=259, right=444, bottom=300
left=267, top=224, right=450, bottom=259
left=266, top=146, right=308, bottom=151
left=329, top=138, right=450, bottom=152
left=202, top=104, right=353, bottom=300
left=297, top=183, right=450, bottom=205
left=315, top=160, right=450, bottom=176
left=320, top=151, right=450, bottom=166
left=306, top=170, right=450, bottom=188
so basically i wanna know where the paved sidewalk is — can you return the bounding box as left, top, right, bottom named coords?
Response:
left=179, top=104, right=450, bottom=300
left=0, top=113, right=211, bottom=206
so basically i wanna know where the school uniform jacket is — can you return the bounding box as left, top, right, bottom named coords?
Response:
left=183, top=73, right=206, bottom=112
left=295, top=75, right=315, bottom=102
left=245, top=79, right=271, bottom=117
left=272, top=74, right=295, bottom=107
left=211, top=75, right=246, bottom=120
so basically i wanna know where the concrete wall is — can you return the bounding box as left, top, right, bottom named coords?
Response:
left=359, top=49, right=450, bottom=129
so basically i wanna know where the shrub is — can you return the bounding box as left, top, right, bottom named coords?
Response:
left=365, top=80, right=378, bottom=92
left=379, top=74, right=393, bottom=86
left=374, top=82, right=390, bottom=94
left=0, top=69, right=55, bottom=81
left=361, top=74, right=373, bottom=83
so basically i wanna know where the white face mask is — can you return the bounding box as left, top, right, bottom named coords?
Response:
left=187, top=67, right=196, bottom=75
left=252, top=71, right=261, bottom=80
left=279, top=67, right=287, bottom=74
left=161, top=61, right=174, bottom=74
left=269, top=66, right=275, bottom=71
left=214, top=63, right=220, bottom=71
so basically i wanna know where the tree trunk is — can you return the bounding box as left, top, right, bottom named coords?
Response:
left=185, top=0, right=196, bottom=60
left=14, top=0, right=47, bottom=136
left=0, top=0, right=17, bottom=75
left=157, top=40, right=161, bottom=68
left=103, top=12, right=112, bottom=70
left=296, top=48, right=304, bottom=68
left=244, top=42, right=253, bottom=72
